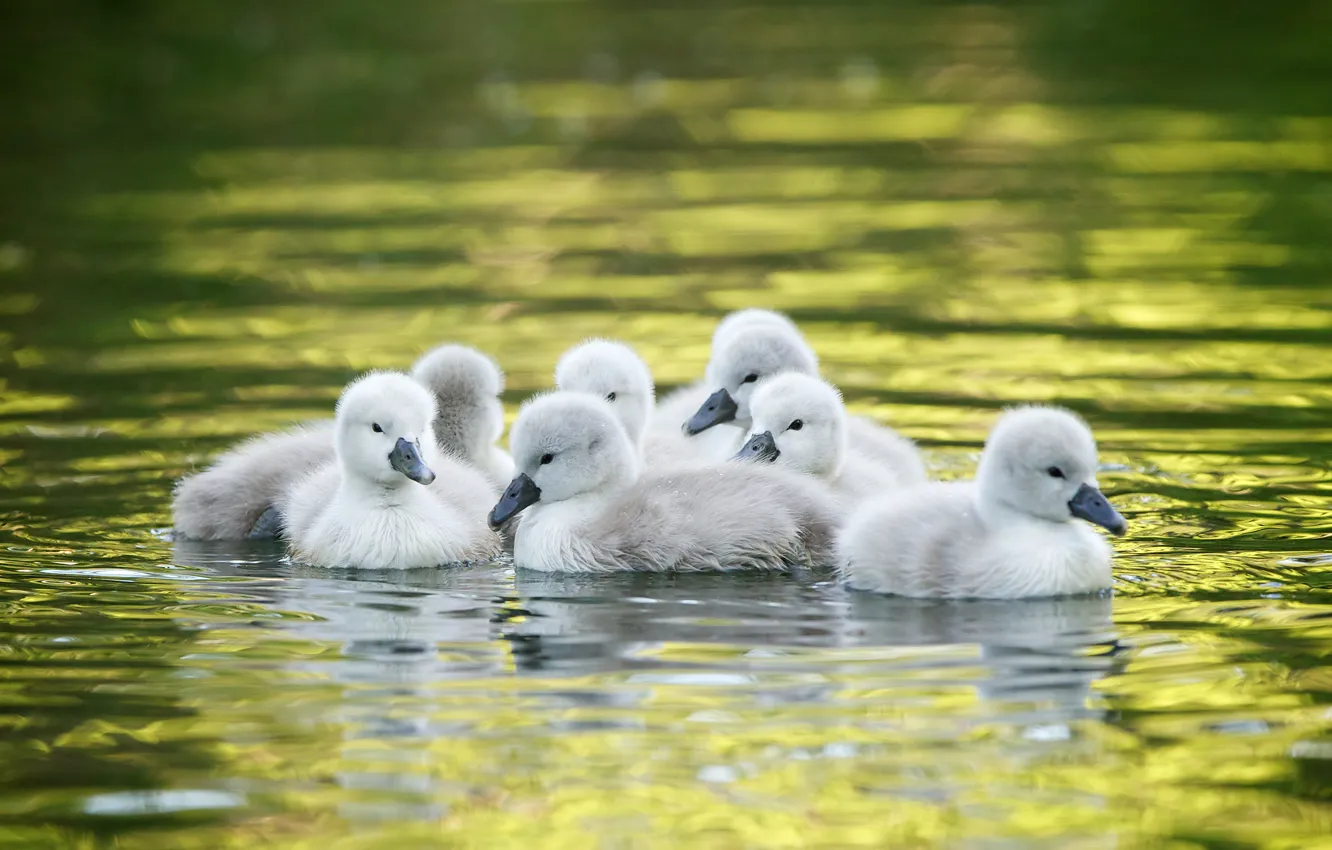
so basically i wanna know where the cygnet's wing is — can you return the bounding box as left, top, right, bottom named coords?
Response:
left=172, top=421, right=335, bottom=540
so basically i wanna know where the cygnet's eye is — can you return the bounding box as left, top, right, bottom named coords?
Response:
left=540, top=453, right=554, bottom=465
left=741, top=373, right=759, bottom=384
left=788, top=419, right=804, bottom=431
left=606, top=392, right=617, bottom=402
left=372, top=423, right=384, bottom=433
left=1046, top=466, right=1065, bottom=478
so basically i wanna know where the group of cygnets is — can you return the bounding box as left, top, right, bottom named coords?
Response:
left=172, top=309, right=1128, bottom=599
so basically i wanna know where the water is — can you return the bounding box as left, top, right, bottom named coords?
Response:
left=3, top=1, right=1332, bottom=846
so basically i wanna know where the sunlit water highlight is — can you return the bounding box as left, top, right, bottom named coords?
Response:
left=2, top=1, right=1332, bottom=846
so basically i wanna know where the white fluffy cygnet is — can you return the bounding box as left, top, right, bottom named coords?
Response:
left=555, top=338, right=704, bottom=467
left=734, top=372, right=923, bottom=504
left=280, top=372, right=501, bottom=569
left=838, top=406, right=1127, bottom=599
left=172, top=343, right=510, bottom=539
left=489, top=392, right=840, bottom=574
left=172, top=421, right=336, bottom=540
left=410, top=344, right=513, bottom=489
left=652, top=308, right=809, bottom=435
left=679, top=321, right=820, bottom=460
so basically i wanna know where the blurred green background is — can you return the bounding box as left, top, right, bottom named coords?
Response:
left=2, top=2, right=1332, bottom=848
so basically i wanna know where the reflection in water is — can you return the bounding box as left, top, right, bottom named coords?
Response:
left=4, top=0, right=1332, bottom=844
left=156, top=552, right=1128, bottom=834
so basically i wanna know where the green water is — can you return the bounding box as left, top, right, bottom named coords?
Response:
left=2, top=1, right=1332, bottom=847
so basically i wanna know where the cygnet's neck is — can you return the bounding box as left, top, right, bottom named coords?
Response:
left=338, top=467, right=428, bottom=510
left=974, top=474, right=1064, bottom=533
left=434, top=404, right=487, bottom=456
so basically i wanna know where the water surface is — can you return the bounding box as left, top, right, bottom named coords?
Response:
left=2, top=1, right=1332, bottom=846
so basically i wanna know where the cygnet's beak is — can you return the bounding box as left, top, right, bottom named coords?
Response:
left=733, top=430, right=780, bottom=463
left=684, top=388, right=738, bottom=435
left=489, top=473, right=541, bottom=529
left=389, top=438, right=435, bottom=485
left=1069, top=482, right=1127, bottom=536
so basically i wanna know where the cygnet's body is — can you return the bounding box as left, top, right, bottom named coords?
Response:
left=410, top=344, right=513, bottom=490
left=171, top=343, right=510, bottom=539
left=489, top=392, right=839, bottom=574
left=652, top=309, right=808, bottom=437
left=838, top=406, right=1127, bottom=599
left=555, top=339, right=703, bottom=467
left=280, top=372, right=500, bottom=569
left=172, top=421, right=335, bottom=540
left=734, top=373, right=922, bottom=504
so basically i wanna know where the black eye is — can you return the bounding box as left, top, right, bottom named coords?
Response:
left=372, top=423, right=383, bottom=433
left=1047, top=466, right=1064, bottom=478
left=540, top=453, right=554, bottom=465
left=606, top=392, right=617, bottom=402
left=788, top=419, right=803, bottom=431
left=741, top=373, right=759, bottom=384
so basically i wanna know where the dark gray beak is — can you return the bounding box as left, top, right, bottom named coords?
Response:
left=685, top=388, right=738, bottom=436
left=489, top=473, right=541, bottom=529
left=733, top=431, right=779, bottom=463
left=1069, top=482, right=1127, bottom=536
left=389, top=438, right=435, bottom=484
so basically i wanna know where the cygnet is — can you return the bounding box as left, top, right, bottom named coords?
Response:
left=653, top=308, right=810, bottom=434
left=837, top=406, right=1127, bottom=599
left=489, top=392, right=840, bottom=573
left=410, top=344, right=513, bottom=489
left=280, top=372, right=501, bottom=569
left=555, top=338, right=703, bottom=466
left=734, top=372, right=923, bottom=503
left=681, top=322, right=820, bottom=460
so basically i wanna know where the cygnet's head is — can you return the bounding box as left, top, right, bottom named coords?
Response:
left=685, top=324, right=819, bottom=435
left=488, top=392, right=640, bottom=528
left=711, top=308, right=801, bottom=350
left=554, top=339, right=655, bottom=448
left=410, top=344, right=506, bottom=458
left=976, top=406, right=1127, bottom=535
left=334, top=372, right=437, bottom=487
left=733, top=373, right=846, bottom=479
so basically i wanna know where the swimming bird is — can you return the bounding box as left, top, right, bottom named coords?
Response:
left=734, top=372, right=924, bottom=503
left=410, top=344, right=513, bottom=490
left=555, top=338, right=704, bottom=466
left=837, top=406, right=1126, bottom=599
left=172, top=342, right=510, bottom=540
left=653, top=308, right=811, bottom=435
left=489, top=392, right=840, bottom=573
left=554, top=339, right=655, bottom=449
left=280, top=372, right=501, bottom=569
left=677, top=322, right=821, bottom=463
left=171, top=421, right=335, bottom=540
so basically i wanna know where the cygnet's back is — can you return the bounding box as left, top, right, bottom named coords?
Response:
left=491, top=392, right=839, bottom=573
left=845, top=415, right=928, bottom=485
left=737, top=372, right=908, bottom=505
left=410, top=344, right=512, bottom=489
left=172, top=420, right=335, bottom=540
left=838, top=406, right=1127, bottom=599
left=280, top=371, right=500, bottom=569
left=555, top=338, right=705, bottom=468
